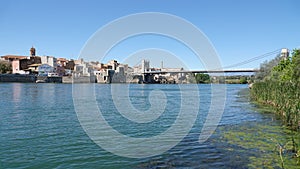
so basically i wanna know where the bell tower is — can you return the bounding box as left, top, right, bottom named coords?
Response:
left=30, top=46, right=36, bottom=57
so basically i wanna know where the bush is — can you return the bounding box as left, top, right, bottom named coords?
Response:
left=195, top=73, right=210, bottom=83
left=0, top=61, right=12, bottom=74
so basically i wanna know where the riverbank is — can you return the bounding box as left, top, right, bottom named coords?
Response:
left=0, top=74, right=36, bottom=82
left=0, top=74, right=62, bottom=83
left=250, top=81, right=300, bottom=130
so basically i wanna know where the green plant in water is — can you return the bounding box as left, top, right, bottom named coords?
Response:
left=250, top=81, right=300, bottom=130
left=220, top=123, right=300, bottom=168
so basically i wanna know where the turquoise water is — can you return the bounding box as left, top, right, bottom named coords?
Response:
left=0, top=83, right=281, bottom=168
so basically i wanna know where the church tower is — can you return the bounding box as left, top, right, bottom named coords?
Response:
left=30, top=46, right=36, bottom=57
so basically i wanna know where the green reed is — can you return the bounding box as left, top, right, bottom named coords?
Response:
left=251, top=81, right=300, bottom=130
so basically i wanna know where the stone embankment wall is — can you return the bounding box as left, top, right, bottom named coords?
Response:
left=62, top=76, right=96, bottom=83
left=0, top=74, right=36, bottom=82
left=36, top=76, right=62, bottom=83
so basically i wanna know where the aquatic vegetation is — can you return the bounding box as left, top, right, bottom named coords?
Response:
left=220, top=123, right=300, bottom=168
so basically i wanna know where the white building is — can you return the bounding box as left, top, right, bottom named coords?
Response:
left=40, top=56, right=57, bottom=67
left=95, top=69, right=114, bottom=83
left=74, top=62, right=93, bottom=77
left=71, top=59, right=96, bottom=83
left=38, top=64, right=54, bottom=76
left=95, top=60, right=130, bottom=83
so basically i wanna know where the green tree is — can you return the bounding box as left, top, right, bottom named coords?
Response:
left=291, top=49, right=300, bottom=81
left=271, top=49, right=300, bottom=82
left=239, top=77, right=248, bottom=84
left=255, top=55, right=281, bottom=81
left=0, top=61, right=12, bottom=74
left=195, top=73, right=210, bottom=83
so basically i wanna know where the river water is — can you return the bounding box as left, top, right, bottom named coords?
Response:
left=0, top=83, right=293, bottom=168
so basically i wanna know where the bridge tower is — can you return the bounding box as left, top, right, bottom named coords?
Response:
left=280, top=48, right=289, bottom=60
left=141, top=59, right=150, bottom=83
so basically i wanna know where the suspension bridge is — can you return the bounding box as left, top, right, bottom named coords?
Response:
left=143, top=69, right=258, bottom=75
left=143, top=49, right=282, bottom=75
left=140, top=48, right=284, bottom=83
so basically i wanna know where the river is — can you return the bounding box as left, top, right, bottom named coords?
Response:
left=0, top=83, right=297, bottom=168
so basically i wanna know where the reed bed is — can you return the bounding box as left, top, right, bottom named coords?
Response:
left=251, top=81, right=300, bottom=130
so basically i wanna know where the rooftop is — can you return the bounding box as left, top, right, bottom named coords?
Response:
left=1, top=55, right=28, bottom=60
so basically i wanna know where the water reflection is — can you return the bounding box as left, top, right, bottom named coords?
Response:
left=12, top=83, right=22, bottom=103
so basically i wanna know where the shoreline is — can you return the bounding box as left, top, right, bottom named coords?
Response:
left=0, top=74, right=250, bottom=84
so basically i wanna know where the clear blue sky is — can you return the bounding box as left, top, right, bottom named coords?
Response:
left=0, top=0, right=299, bottom=69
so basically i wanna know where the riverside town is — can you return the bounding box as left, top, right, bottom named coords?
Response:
left=0, top=46, right=257, bottom=84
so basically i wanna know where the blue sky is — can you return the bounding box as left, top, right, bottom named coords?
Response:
left=0, top=0, right=299, bottom=69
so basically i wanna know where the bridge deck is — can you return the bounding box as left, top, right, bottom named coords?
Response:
left=143, top=69, right=258, bottom=74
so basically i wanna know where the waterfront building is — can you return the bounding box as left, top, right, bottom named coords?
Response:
left=27, top=63, right=42, bottom=74
left=95, top=60, right=128, bottom=83
left=57, top=58, right=75, bottom=72
left=74, top=62, right=93, bottom=76
left=40, top=56, right=57, bottom=68
left=64, top=60, right=75, bottom=70
left=107, top=60, right=119, bottom=70
left=4, top=47, right=42, bottom=74
left=12, top=60, right=26, bottom=74
left=37, top=64, right=55, bottom=76
left=74, top=58, right=85, bottom=65
left=68, top=58, right=96, bottom=83
left=56, top=65, right=65, bottom=76
left=11, top=56, right=41, bottom=74
left=111, top=66, right=126, bottom=83
left=57, top=58, right=68, bottom=67
left=2, top=46, right=193, bottom=84
left=95, top=69, right=114, bottom=83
